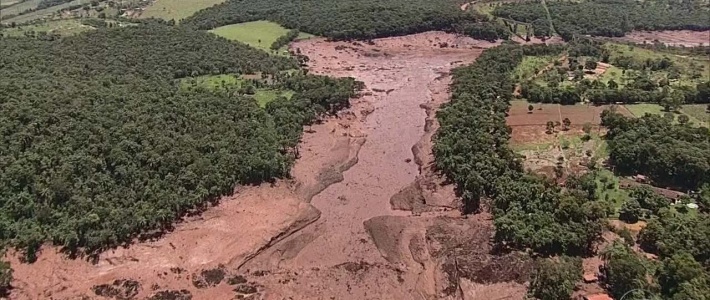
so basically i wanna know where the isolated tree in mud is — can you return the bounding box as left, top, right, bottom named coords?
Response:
left=562, top=118, right=571, bottom=131
left=582, top=122, right=592, bottom=141
left=546, top=121, right=555, bottom=134
left=528, top=104, right=534, bottom=114
left=528, top=256, right=582, bottom=300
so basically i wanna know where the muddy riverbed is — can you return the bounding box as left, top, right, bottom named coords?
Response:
left=8, top=32, right=530, bottom=300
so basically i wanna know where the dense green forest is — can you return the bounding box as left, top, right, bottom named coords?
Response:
left=493, top=0, right=710, bottom=39
left=0, top=23, right=359, bottom=262
left=602, top=110, right=710, bottom=190
left=182, top=0, right=478, bottom=40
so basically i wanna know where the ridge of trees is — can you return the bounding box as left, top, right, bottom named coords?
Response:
left=493, top=0, right=710, bottom=40
left=0, top=23, right=359, bottom=262
left=182, top=0, right=468, bottom=40
left=601, top=110, right=710, bottom=190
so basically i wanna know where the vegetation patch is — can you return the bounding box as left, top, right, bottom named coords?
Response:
left=91, top=279, right=141, bottom=299
left=148, top=289, right=192, bottom=300
left=140, top=0, right=228, bottom=22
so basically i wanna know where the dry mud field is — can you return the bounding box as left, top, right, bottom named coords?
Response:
left=612, top=30, right=710, bottom=47
left=9, top=32, right=532, bottom=300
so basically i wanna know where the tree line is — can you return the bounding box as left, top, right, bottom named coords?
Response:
left=182, top=0, right=468, bottom=40
left=493, top=0, right=710, bottom=40
left=0, top=22, right=360, bottom=268
left=181, top=0, right=512, bottom=41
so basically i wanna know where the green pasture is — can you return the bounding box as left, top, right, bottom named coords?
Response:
left=180, top=74, right=294, bottom=107
left=140, top=0, right=227, bottom=22
left=210, top=21, right=314, bottom=53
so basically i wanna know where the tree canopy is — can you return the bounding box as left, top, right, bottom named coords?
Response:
left=602, top=110, right=710, bottom=190
left=528, top=256, right=582, bottom=300
left=0, top=23, right=359, bottom=261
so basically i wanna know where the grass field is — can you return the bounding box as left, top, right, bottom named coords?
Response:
left=1, top=18, right=90, bottom=36
left=604, top=42, right=710, bottom=83
left=624, top=103, right=706, bottom=126
left=597, top=65, right=624, bottom=85
left=140, top=0, right=227, bottom=21
left=180, top=74, right=294, bottom=107
left=594, top=170, right=630, bottom=219
left=210, top=21, right=314, bottom=54
left=513, top=56, right=556, bottom=81
left=681, top=104, right=710, bottom=125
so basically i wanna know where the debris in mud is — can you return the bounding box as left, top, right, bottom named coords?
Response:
left=227, top=275, right=248, bottom=285
left=390, top=181, right=425, bottom=212
left=191, top=266, right=226, bottom=288
left=147, top=289, right=192, bottom=300
left=426, top=217, right=533, bottom=295
left=233, top=284, right=258, bottom=294
left=335, top=261, right=372, bottom=273
left=251, top=270, right=269, bottom=277
left=91, top=279, right=141, bottom=299
left=169, top=267, right=185, bottom=274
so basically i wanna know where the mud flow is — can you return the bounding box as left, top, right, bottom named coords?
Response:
left=9, top=32, right=533, bottom=300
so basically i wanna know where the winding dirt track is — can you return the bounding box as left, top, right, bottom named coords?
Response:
left=8, top=32, right=532, bottom=300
